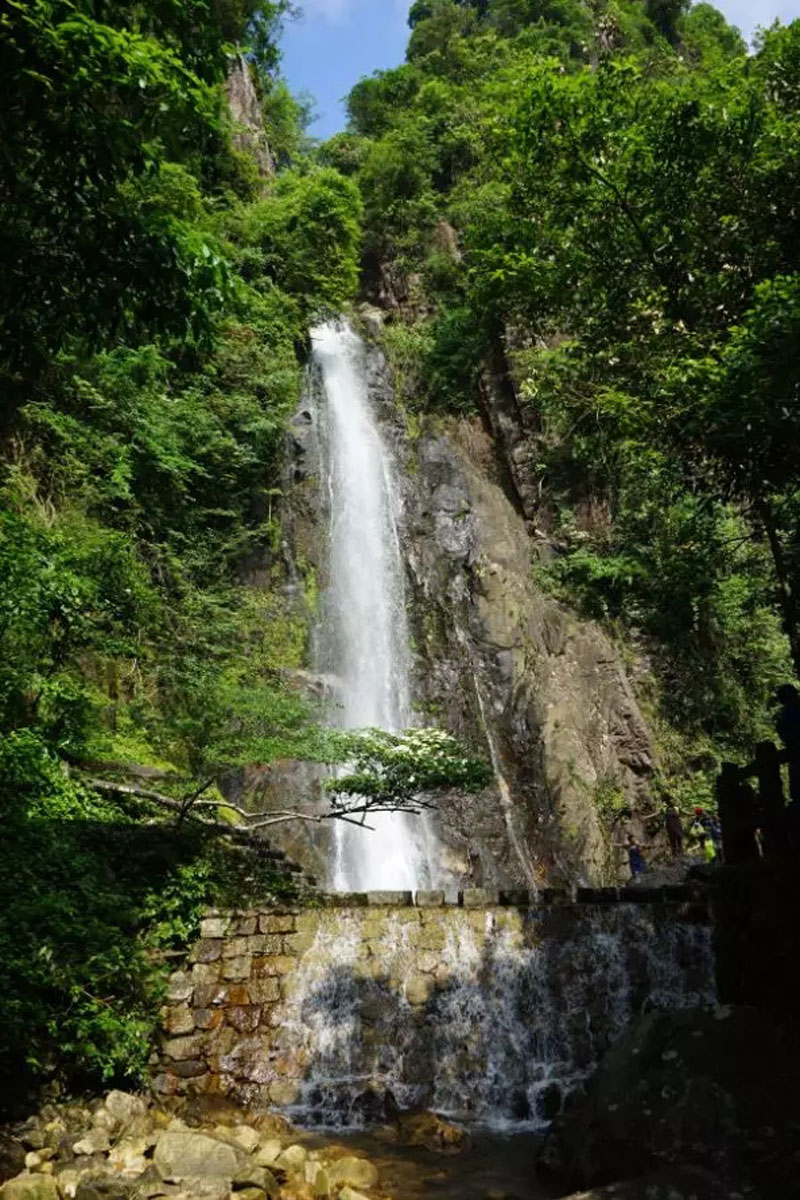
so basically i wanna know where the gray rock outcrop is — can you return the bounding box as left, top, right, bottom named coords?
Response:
left=225, top=54, right=273, bottom=179
left=541, top=1005, right=800, bottom=1198
left=404, top=419, right=655, bottom=886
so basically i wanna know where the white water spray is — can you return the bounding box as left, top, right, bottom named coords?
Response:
left=311, top=321, right=430, bottom=891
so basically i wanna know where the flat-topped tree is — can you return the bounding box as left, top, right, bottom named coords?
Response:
left=86, top=725, right=492, bottom=838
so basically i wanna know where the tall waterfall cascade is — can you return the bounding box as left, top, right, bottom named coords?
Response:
left=310, top=321, right=434, bottom=892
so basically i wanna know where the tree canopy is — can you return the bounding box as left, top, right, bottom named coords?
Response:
left=335, top=1, right=800, bottom=791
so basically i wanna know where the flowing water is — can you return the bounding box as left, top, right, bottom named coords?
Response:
left=311, top=321, right=433, bottom=892
left=301, top=322, right=716, bottom=1142
left=278, top=905, right=716, bottom=1131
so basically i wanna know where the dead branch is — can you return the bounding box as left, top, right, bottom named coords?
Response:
left=80, top=776, right=409, bottom=836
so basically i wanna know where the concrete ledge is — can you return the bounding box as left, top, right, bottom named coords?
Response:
left=459, top=888, right=499, bottom=908
left=577, top=887, right=620, bottom=904
left=366, top=890, right=414, bottom=906
left=322, top=893, right=369, bottom=907
left=202, top=884, right=709, bottom=916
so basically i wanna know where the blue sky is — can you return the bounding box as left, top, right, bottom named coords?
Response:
left=280, top=0, right=800, bottom=140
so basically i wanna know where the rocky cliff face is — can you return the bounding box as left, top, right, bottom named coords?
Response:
left=402, top=416, right=655, bottom=887
left=277, top=331, right=656, bottom=888
left=225, top=54, right=274, bottom=179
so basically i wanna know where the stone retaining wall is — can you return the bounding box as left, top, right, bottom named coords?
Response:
left=154, top=886, right=711, bottom=1116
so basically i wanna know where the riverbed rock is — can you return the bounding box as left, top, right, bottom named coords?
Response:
left=273, top=1146, right=307, bottom=1175
left=0, top=1137, right=25, bottom=1186
left=73, top=1176, right=136, bottom=1200
left=0, top=1174, right=59, bottom=1200
left=326, top=1159, right=377, bottom=1191
left=252, top=1142, right=281, bottom=1169
left=558, top=1166, right=730, bottom=1199
left=231, top=1166, right=278, bottom=1196
left=396, top=1110, right=468, bottom=1154
left=71, top=1134, right=109, bottom=1160
left=153, top=1132, right=243, bottom=1180
left=103, top=1094, right=147, bottom=1132
left=541, top=1004, right=800, bottom=1196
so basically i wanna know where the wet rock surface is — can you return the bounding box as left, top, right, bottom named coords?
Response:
left=258, top=330, right=659, bottom=890
left=403, top=421, right=655, bottom=887
left=0, top=1094, right=388, bottom=1200
left=540, top=1004, right=800, bottom=1198
left=557, top=1166, right=729, bottom=1199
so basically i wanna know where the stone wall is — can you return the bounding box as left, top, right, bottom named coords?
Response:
left=154, top=887, right=714, bottom=1125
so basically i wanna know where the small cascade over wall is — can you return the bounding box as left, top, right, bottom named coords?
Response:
left=156, top=891, right=715, bottom=1129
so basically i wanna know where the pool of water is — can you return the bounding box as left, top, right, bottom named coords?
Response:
left=301, top=1127, right=560, bottom=1200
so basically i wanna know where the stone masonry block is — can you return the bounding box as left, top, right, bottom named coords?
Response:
left=283, top=931, right=315, bottom=955
left=498, top=889, right=535, bottom=907
left=253, top=954, right=296, bottom=976
left=163, top=1033, right=205, bottom=1061
left=166, top=971, right=193, bottom=1003
left=248, top=976, right=281, bottom=1004
left=171, top=1059, right=207, bottom=1079
left=415, top=890, right=446, bottom=907
left=193, top=982, right=227, bottom=1009
left=193, top=1008, right=223, bottom=1032
left=460, top=888, right=498, bottom=907
left=163, top=1005, right=195, bottom=1036
left=200, top=917, right=230, bottom=939
left=192, top=962, right=221, bottom=985
left=190, top=939, right=222, bottom=963
left=323, top=893, right=368, bottom=907
left=259, top=914, right=297, bottom=933
left=222, top=936, right=249, bottom=959
left=222, top=956, right=252, bottom=980
left=226, top=1005, right=262, bottom=1033
left=367, top=891, right=413, bottom=906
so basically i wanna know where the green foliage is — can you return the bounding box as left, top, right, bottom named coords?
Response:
left=0, top=729, right=296, bottom=1106
left=242, top=168, right=363, bottom=316
left=0, top=0, right=361, bottom=1103
left=339, top=2, right=800, bottom=792
left=326, top=727, right=492, bottom=811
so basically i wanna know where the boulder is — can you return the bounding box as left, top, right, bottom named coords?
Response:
left=0, top=1175, right=59, bottom=1200
left=541, top=1005, right=800, bottom=1196
left=251, top=1142, right=281, bottom=1169
left=53, top=1168, right=82, bottom=1199
left=152, top=1132, right=243, bottom=1180
left=107, top=1138, right=153, bottom=1173
left=74, top=1177, right=135, bottom=1199
left=558, top=1166, right=730, bottom=1199
left=232, top=1165, right=278, bottom=1197
left=0, top=1138, right=26, bottom=1186
left=326, top=1159, right=378, bottom=1191
left=337, top=1190, right=371, bottom=1200
left=273, top=1146, right=307, bottom=1175
left=310, top=1167, right=330, bottom=1199
left=224, top=1128, right=259, bottom=1156
left=396, top=1110, right=467, bottom=1154
left=103, top=1095, right=146, bottom=1131
left=71, top=1133, right=110, bottom=1159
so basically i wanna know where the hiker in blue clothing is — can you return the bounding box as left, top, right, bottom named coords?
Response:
left=625, top=832, right=647, bottom=877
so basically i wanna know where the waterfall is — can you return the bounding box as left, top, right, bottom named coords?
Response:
left=311, top=321, right=431, bottom=892
left=276, top=905, right=716, bottom=1130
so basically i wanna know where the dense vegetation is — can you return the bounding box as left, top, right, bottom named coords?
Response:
left=4, top=0, right=800, bottom=1105
left=330, top=0, right=800, bottom=800
left=0, top=0, right=365, bottom=1103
